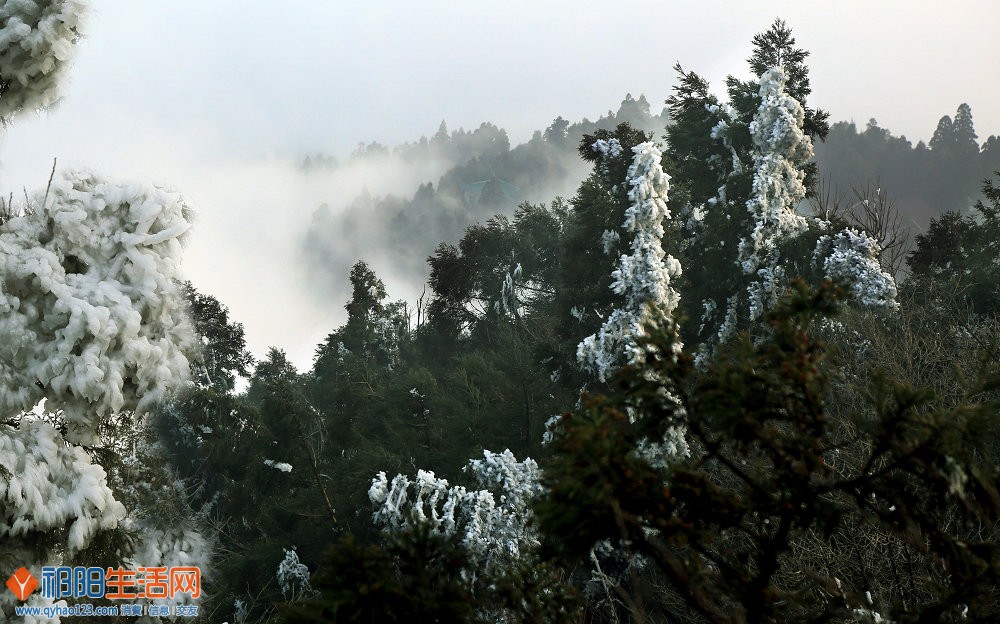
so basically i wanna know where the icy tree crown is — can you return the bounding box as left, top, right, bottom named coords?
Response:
left=369, top=449, right=543, bottom=579
left=0, top=171, right=198, bottom=565
left=0, top=0, right=88, bottom=120
left=577, top=141, right=682, bottom=382
left=814, top=229, right=898, bottom=308
left=0, top=170, right=196, bottom=444
left=740, top=66, right=813, bottom=274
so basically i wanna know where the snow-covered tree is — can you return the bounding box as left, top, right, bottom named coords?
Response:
left=813, top=228, right=897, bottom=308
left=0, top=171, right=195, bottom=443
left=720, top=66, right=896, bottom=333
left=369, top=449, right=543, bottom=581
left=739, top=67, right=812, bottom=274
left=738, top=66, right=813, bottom=323
left=276, top=547, right=313, bottom=602
left=664, top=20, right=832, bottom=354
left=0, top=8, right=206, bottom=617
left=577, top=141, right=681, bottom=383
left=0, top=172, right=199, bottom=620
left=0, top=0, right=88, bottom=121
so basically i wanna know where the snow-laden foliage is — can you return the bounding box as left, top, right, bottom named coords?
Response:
left=591, top=137, right=623, bottom=158
left=0, top=0, right=88, bottom=120
left=739, top=67, right=812, bottom=277
left=0, top=419, right=125, bottom=552
left=128, top=526, right=211, bottom=607
left=276, top=547, right=313, bottom=602
left=0, top=170, right=195, bottom=444
left=578, top=141, right=681, bottom=382
left=369, top=449, right=543, bottom=579
left=708, top=66, right=815, bottom=333
left=814, top=228, right=898, bottom=308
left=600, top=228, right=620, bottom=255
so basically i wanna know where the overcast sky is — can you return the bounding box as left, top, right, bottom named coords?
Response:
left=2, top=0, right=998, bottom=372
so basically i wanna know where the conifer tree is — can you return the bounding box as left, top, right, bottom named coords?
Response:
left=577, top=141, right=681, bottom=382
left=953, top=102, right=980, bottom=155
left=930, top=115, right=956, bottom=152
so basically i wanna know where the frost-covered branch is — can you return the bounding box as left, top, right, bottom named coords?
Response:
left=0, top=419, right=124, bottom=553
left=813, top=228, right=897, bottom=308
left=276, top=547, right=313, bottom=602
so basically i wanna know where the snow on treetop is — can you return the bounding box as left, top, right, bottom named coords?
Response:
left=592, top=138, right=623, bottom=158
left=0, top=170, right=196, bottom=444
left=740, top=66, right=813, bottom=275
left=0, top=0, right=88, bottom=120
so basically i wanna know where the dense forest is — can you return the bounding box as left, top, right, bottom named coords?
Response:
left=2, top=5, right=1000, bottom=624
left=298, top=70, right=999, bottom=304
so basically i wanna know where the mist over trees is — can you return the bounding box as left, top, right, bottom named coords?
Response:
left=815, top=105, right=1000, bottom=231
left=301, top=95, right=669, bottom=297
left=157, top=19, right=999, bottom=624
left=298, top=82, right=999, bottom=322
left=3, top=7, right=1000, bottom=624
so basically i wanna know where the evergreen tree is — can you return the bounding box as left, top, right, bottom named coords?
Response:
left=182, top=281, right=254, bottom=393
left=952, top=103, right=979, bottom=155
left=539, top=281, right=1000, bottom=623
left=549, top=123, right=652, bottom=389
left=907, top=171, right=1000, bottom=314
left=577, top=140, right=681, bottom=383
left=929, top=114, right=956, bottom=152
left=664, top=20, right=833, bottom=351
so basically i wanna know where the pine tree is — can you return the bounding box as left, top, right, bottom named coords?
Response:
left=737, top=66, right=813, bottom=324
left=929, top=114, right=956, bottom=152
left=664, top=20, right=831, bottom=350
left=738, top=18, right=830, bottom=140
left=908, top=170, right=1000, bottom=314
left=550, top=123, right=651, bottom=389
left=1, top=172, right=199, bottom=617
left=953, top=102, right=979, bottom=155
left=182, top=281, right=254, bottom=393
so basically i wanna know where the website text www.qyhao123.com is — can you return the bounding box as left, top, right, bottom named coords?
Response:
left=14, top=603, right=121, bottom=619
left=6, top=565, right=202, bottom=618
